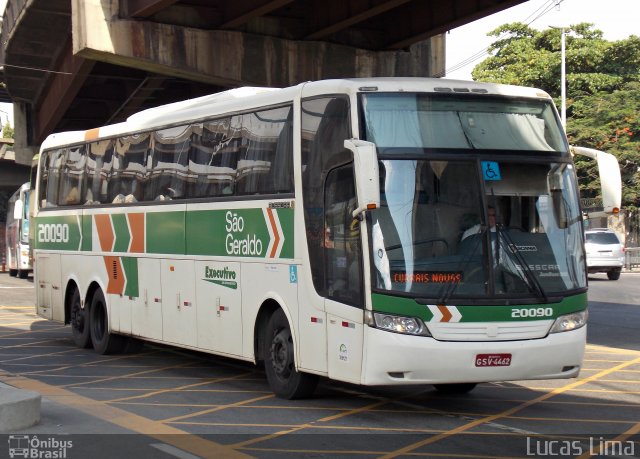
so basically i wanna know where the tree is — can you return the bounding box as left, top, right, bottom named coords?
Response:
left=2, top=123, right=14, bottom=139
left=472, top=23, right=640, bottom=210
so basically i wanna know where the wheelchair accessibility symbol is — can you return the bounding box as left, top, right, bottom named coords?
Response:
left=482, top=161, right=502, bottom=181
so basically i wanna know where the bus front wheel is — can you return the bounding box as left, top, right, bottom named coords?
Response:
left=89, top=289, right=125, bottom=355
left=263, top=309, right=318, bottom=399
left=70, top=289, right=91, bottom=348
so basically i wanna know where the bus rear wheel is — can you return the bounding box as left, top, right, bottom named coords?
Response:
left=8, top=269, right=17, bottom=277
left=89, top=289, right=125, bottom=355
left=70, top=289, right=91, bottom=348
left=263, top=309, right=318, bottom=399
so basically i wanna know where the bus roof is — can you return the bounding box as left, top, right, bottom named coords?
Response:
left=39, top=78, right=552, bottom=151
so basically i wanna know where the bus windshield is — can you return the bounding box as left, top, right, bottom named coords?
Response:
left=366, top=159, right=585, bottom=301
left=361, top=92, right=567, bottom=154
left=361, top=93, right=584, bottom=301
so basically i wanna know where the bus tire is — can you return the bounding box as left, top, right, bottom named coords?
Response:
left=89, top=289, right=125, bottom=355
left=433, top=383, right=477, bottom=394
left=70, top=288, right=91, bottom=349
left=9, top=269, right=17, bottom=277
left=18, top=270, right=28, bottom=279
left=263, top=308, right=318, bottom=399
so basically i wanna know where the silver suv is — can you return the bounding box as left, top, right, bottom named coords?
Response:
left=585, top=229, right=624, bottom=280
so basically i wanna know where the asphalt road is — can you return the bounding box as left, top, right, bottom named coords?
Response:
left=0, top=271, right=638, bottom=459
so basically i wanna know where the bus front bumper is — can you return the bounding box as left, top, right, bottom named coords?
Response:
left=361, top=325, right=586, bottom=386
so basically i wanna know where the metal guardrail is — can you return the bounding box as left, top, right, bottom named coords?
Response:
left=625, top=247, right=640, bottom=270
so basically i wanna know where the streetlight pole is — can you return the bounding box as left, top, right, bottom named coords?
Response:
left=559, top=26, right=566, bottom=130
left=550, top=26, right=567, bottom=130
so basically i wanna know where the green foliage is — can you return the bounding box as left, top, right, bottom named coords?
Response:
left=473, top=23, right=640, bottom=209
left=2, top=123, right=14, bottom=139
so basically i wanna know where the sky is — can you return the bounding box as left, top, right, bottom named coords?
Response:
left=445, top=0, right=640, bottom=80
left=0, top=0, right=639, bottom=128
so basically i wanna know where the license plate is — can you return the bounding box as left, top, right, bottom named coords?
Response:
left=475, top=353, right=512, bottom=367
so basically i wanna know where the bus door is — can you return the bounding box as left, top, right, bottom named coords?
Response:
left=323, top=164, right=365, bottom=384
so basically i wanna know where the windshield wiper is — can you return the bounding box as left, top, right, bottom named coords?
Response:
left=496, top=226, right=548, bottom=302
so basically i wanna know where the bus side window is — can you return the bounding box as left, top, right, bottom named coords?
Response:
left=188, top=117, right=237, bottom=198
left=45, top=149, right=65, bottom=208
left=234, top=108, right=278, bottom=195
left=59, top=145, right=86, bottom=206
left=39, top=151, right=49, bottom=208
left=111, top=134, right=150, bottom=203
left=149, top=125, right=191, bottom=200
left=86, top=140, right=114, bottom=205
left=271, top=107, right=294, bottom=193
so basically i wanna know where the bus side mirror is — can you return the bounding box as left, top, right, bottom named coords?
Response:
left=13, top=199, right=24, bottom=221
left=344, top=139, right=380, bottom=218
left=571, top=146, right=622, bottom=215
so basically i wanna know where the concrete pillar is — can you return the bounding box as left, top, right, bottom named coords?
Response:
left=12, top=102, right=38, bottom=167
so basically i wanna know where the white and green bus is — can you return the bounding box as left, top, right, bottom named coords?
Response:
left=34, top=78, right=592, bottom=398
left=6, top=182, right=32, bottom=278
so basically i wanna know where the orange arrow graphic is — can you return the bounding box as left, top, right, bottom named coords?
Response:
left=266, top=208, right=280, bottom=258
left=437, top=305, right=452, bottom=322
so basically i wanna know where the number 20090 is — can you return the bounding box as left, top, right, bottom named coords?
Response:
left=511, top=307, right=553, bottom=318
left=38, top=223, right=69, bottom=243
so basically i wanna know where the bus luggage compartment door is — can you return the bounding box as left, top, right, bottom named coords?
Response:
left=35, top=254, right=61, bottom=321
left=161, top=259, right=197, bottom=347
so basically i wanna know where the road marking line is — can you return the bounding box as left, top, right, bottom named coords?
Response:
left=586, top=344, right=640, bottom=356
left=377, top=355, right=640, bottom=459
left=106, top=371, right=255, bottom=403
left=576, top=420, right=640, bottom=459
left=230, top=391, right=428, bottom=449
left=161, top=393, right=275, bottom=423
left=0, top=306, right=36, bottom=309
left=61, top=361, right=199, bottom=388
left=0, top=326, right=67, bottom=337
left=0, top=372, right=250, bottom=459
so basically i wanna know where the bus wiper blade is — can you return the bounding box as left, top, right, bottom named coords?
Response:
left=497, top=227, right=548, bottom=302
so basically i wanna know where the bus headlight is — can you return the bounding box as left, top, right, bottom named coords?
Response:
left=365, top=311, right=431, bottom=336
left=550, top=310, right=588, bottom=334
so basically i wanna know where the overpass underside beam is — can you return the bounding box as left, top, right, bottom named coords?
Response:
left=72, top=0, right=444, bottom=90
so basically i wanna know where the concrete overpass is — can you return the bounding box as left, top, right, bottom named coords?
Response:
left=0, top=0, right=526, bottom=165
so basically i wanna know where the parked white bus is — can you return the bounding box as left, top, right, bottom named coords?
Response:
left=5, top=182, right=32, bottom=278
left=34, top=78, right=593, bottom=398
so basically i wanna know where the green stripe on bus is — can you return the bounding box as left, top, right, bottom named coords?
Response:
left=371, top=292, right=587, bottom=322
left=122, top=257, right=139, bottom=298
left=35, top=207, right=294, bottom=258
left=146, top=212, right=185, bottom=254
left=186, top=208, right=294, bottom=258
left=34, top=215, right=82, bottom=251
left=277, top=208, right=294, bottom=259
left=112, top=214, right=131, bottom=253
left=81, top=214, right=92, bottom=251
